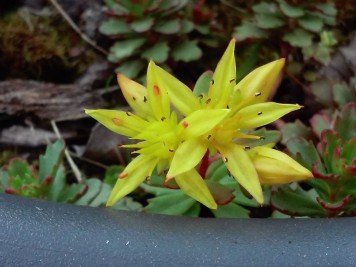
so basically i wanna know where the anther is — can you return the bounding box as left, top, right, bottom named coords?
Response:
left=126, top=112, right=131, bottom=116
left=169, top=149, right=174, bottom=152
left=133, top=97, right=136, bottom=101
left=161, top=117, right=166, bottom=121
left=211, top=80, right=215, bottom=85
left=244, top=146, right=251, bottom=150
left=223, top=157, right=229, bottom=163
left=119, top=172, right=128, bottom=179
left=257, top=111, right=262, bottom=116
left=255, top=92, right=261, bottom=96
left=143, top=96, right=147, bottom=102
left=226, top=105, right=230, bottom=108
left=207, top=134, right=212, bottom=140
left=198, top=94, right=203, bottom=99
left=153, top=85, right=160, bottom=95
left=229, top=78, right=235, bottom=83
left=205, top=98, right=211, bottom=104
left=182, top=121, right=189, bottom=128
left=112, top=118, right=122, bottom=126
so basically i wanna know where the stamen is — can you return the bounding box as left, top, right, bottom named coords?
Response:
left=226, top=105, right=229, bottom=108
left=126, top=112, right=131, bottom=116
left=169, top=149, right=174, bottom=152
left=229, top=78, right=235, bottom=83
left=244, top=146, right=251, bottom=150
left=182, top=121, right=189, bottom=128
left=146, top=176, right=151, bottom=181
left=205, top=98, right=211, bottom=104
left=257, top=111, right=262, bottom=116
left=143, top=96, right=147, bottom=102
left=223, top=157, right=229, bottom=163
left=132, top=97, right=136, bottom=101
left=161, top=117, right=166, bottom=121
left=119, top=172, right=128, bottom=179
left=207, top=134, right=212, bottom=140
left=153, top=85, right=160, bottom=95
left=211, top=80, right=215, bottom=85
left=112, top=118, right=122, bottom=126
left=198, top=94, right=203, bottom=99
left=255, top=92, right=261, bottom=96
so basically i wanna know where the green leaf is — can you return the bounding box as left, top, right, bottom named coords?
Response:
left=271, top=186, right=326, bottom=217
left=180, top=19, right=194, bottom=34
left=206, top=180, right=235, bottom=205
left=47, top=165, right=66, bottom=201
left=89, top=183, right=112, bottom=207
left=253, top=2, right=278, bottom=15
left=104, top=165, right=125, bottom=187
left=279, top=1, right=304, bottom=17
left=154, top=19, right=181, bottom=34
left=342, top=139, right=356, bottom=165
left=182, top=202, right=200, bottom=217
left=298, top=13, right=324, bottom=32
left=335, top=103, right=356, bottom=141
left=141, top=41, right=169, bottom=63
left=281, top=120, right=311, bottom=145
left=236, top=43, right=260, bottom=82
left=310, top=79, right=333, bottom=106
left=99, top=19, right=132, bottom=35
left=333, top=82, right=356, bottom=108
left=0, top=169, right=9, bottom=190
left=8, top=159, right=33, bottom=183
left=234, top=22, right=268, bottom=42
left=58, top=183, right=87, bottom=203
left=314, top=3, right=337, bottom=16
left=172, top=40, right=202, bottom=62
left=115, top=59, right=145, bottom=79
left=144, top=191, right=196, bottom=215
left=75, top=178, right=103, bottom=206
left=212, top=202, right=249, bottom=218
left=109, top=38, right=146, bottom=61
left=286, top=137, right=322, bottom=170
left=111, top=197, right=143, bottom=211
left=283, top=29, right=313, bottom=47
left=309, top=110, right=333, bottom=138
left=38, top=140, right=64, bottom=182
left=193, top=70, right=213, bottom=97
left=130, top=17, right=154, bottom=33
left=255, top=14, right=285, bottom=29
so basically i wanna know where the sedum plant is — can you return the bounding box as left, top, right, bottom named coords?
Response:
left=232, top=0, right=338, bottom=72
left=100, top=0, right=217, bottom=80
left=86, top=39, right=312, bottom=213
left=274, top=102, right=356, bottom=217
left=0, top=140, right=141, bottom=210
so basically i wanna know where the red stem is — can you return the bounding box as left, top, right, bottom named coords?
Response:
left=198, top=151, right=210, bottom=179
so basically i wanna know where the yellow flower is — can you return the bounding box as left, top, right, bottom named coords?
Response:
left=153, top=39, right=311, bottom=204
left=247, top=146, right=312, bottom=185
left=85, top=62, right=229, bottom=209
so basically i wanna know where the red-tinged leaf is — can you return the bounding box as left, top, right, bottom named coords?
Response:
left=206, top=180, right=235, bottom=205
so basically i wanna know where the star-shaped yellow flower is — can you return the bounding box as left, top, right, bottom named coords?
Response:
left=153, top=39, right=312, bottom=204
left=86, top=62, right=229, bottom=209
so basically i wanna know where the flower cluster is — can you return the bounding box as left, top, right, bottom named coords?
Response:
left=86, top=39, right=312, bottom=209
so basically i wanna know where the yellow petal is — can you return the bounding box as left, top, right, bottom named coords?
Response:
left=234, top=102, right=301, bottom=130
left=146, top=61, right=170, bottom=120
left=209, top=39, right=236, bottom=107
left=153, top=64, right=200, bottom=116
left=232, top=59, right=285, bottom=109
left=248, top=146, right=313, bottom=185
left=106, top=155, right=157, bottom=206
left=167, top=138, right=207, bottom=179
left=217, top=143, right=263, bottom=204
left=85, top=109, right=149, bottom=137
left=117, top=73, right=151, bottom=118
left=178, top=109, right=229, bottom=139
left=175, top=169, right=217, bottom=209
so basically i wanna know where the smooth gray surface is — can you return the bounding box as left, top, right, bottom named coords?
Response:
left=0, top=193, right=355, bottom=266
